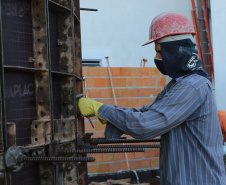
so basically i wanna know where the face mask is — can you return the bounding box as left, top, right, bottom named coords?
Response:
left=154, top=58, right=167, bottom=75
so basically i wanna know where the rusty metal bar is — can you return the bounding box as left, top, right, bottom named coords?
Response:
left=80, top=8, right=98, bottom=11
left=4, top=65, right=48, bottom=73
left=49, top=0, right=71, bottom=12
left=58, top=148, right=146, bottom=155
left=51, top=71, right=83, bottom=80
left=0, top=0, right=7, bottom=152
left=45, top=0, right=55, bottom=141
left=23, top=156, right=95, bottom=162
left=89, top=144, right=161, bottom=149
left=90, top=138, right=161, bottom=144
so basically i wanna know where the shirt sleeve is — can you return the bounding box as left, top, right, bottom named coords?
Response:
left=99, top=82, right=201, bottom=139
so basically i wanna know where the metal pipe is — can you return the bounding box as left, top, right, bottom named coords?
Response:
left=80, top=8, right=98, bottom=11
left=90, top=138, right=161, bottom=144
left=22, top=156, right=95, bottom=162
left=89, top=144, right=161, bottom=149
left=60, top=148, right=145, bottom=154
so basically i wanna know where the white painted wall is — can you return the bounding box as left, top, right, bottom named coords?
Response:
left=210, top=0, right=226, bottom=110
left=80, top=0, right=193, bottom=67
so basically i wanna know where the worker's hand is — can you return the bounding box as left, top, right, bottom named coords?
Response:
left=78, top=98, right=107, bottom=124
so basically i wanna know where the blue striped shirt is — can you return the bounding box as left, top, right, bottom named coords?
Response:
left=98, top=74, right=226, bottom=185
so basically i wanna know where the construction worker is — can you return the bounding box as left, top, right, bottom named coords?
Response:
left=78, top=12, right=226, bottom=185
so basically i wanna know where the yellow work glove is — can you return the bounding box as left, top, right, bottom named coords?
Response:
left=78, top=98, right=107, bottom=124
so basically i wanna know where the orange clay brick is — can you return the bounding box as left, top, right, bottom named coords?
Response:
left=130, top=160, right=141, bottom=170
left=109, top=162, right=120, bottom=172
left=126, top=78, right=137, bottom=87
left=115, top=88, right=122, bottom=98
left=99, top=67, right=108, bottom=77
left=145, top=149, right=156, bottom=158
left=127, top=99, right=138, bottom=107
left=111, top=67, right=121, bottom=77
left=98, top=164, right=110, bottom=173
left=118, top=99, right=137, bottom=107
left=88, top=154, right=103, bottom=163
left=98, top=99, right=115, bottom=105
left=140, top=159, right=151, bottom=169
left=85, top=89, right=90, bottom=97
left=135, top=152, right=146, bottom=159
left=120, top=161, right=129, bottom=171
left=87, top=67, right=99, bottom=77
left=117, top=99, right=128, bottom=107
left=155, top=149, right=160, bottom=157
left=85, top=121, right=95, bottom=132
left=122, top=88, right=133, bottom=97
left=141, top=68, right=151, bottom=76
left=92, top=131, right=104, bottom=138
left=114, top=153, right=125, bottom=161
left=95, top=122, right=106, bottom=131
left=131, top=68, right=141, bottom=76
left=132, top=88, right=143, bottom=97
left=104, top=78, right=111, bottom=87
left=82, top=67, right=88, bottom=77
left=150, top=158, right=159, bottom=168
left=146, top=77, right=156, bottom=86
left=157, top=77, right=166, bottom=87
left=150, top=68, right=160, bottom=76
left=88, top=165, right=98, bottom=173
left=126, top=152, right=135, bottom=160
left=89, top=89, right=101, bottom=98
left=85, top=78, right=95, bottom=88
left=142, top=88, right=152, bottom=97
left=114, top=78, right=126, bottom=87
left=100, top=88, right=113, bottom=98
left=94, top=78, right=105, bottom=87
left=124, top=134, right=133, bottom=139
left=137, top=78, right=147, bottom=86
left=120, top=67, right=131, bottom=76
left=103, top=154, right=114, bottom=162
left=152, top=88, right=163, bottom=96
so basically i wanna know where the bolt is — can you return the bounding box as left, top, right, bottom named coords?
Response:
left=40, top=111, right=45, bottom=117
left=67, top=176, right=72, bottom=181
left=36, top=26, right=41, bottom=31
left=42, top=174, right=48, bottom=179
left=66, top=165, right=72, bottom=172
left=39, top=100, right=44, bottom=105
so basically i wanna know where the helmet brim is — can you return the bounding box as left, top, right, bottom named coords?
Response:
left=141, top=39, right=156, bottom=46
left=142, top=32, right=197, bottom=46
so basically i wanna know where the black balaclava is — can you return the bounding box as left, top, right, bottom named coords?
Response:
left=155, top=38, right=208, bottom=79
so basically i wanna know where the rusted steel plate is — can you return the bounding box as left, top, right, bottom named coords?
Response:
left=31, top=120, right=51, bottom=145
left=61, top=77, right=74, bottom=119
left=31, top=0, right=48, bottom=69
left=39, top=163, right=55, bottom=185
left=58, top=12, right=73, bottom=74
left=35, top=72, right=51, bottom=120
left=63, top=162, right=77, bottom=185
left=6, top=123, right=16, bottom=147
left=54, top=119, right=75, bottom=142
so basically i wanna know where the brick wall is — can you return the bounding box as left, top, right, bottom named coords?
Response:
left=82, top=67, right=165, bottom=174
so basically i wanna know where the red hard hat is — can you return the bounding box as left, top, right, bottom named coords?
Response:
left=142, top=12, right=196, bottom=46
